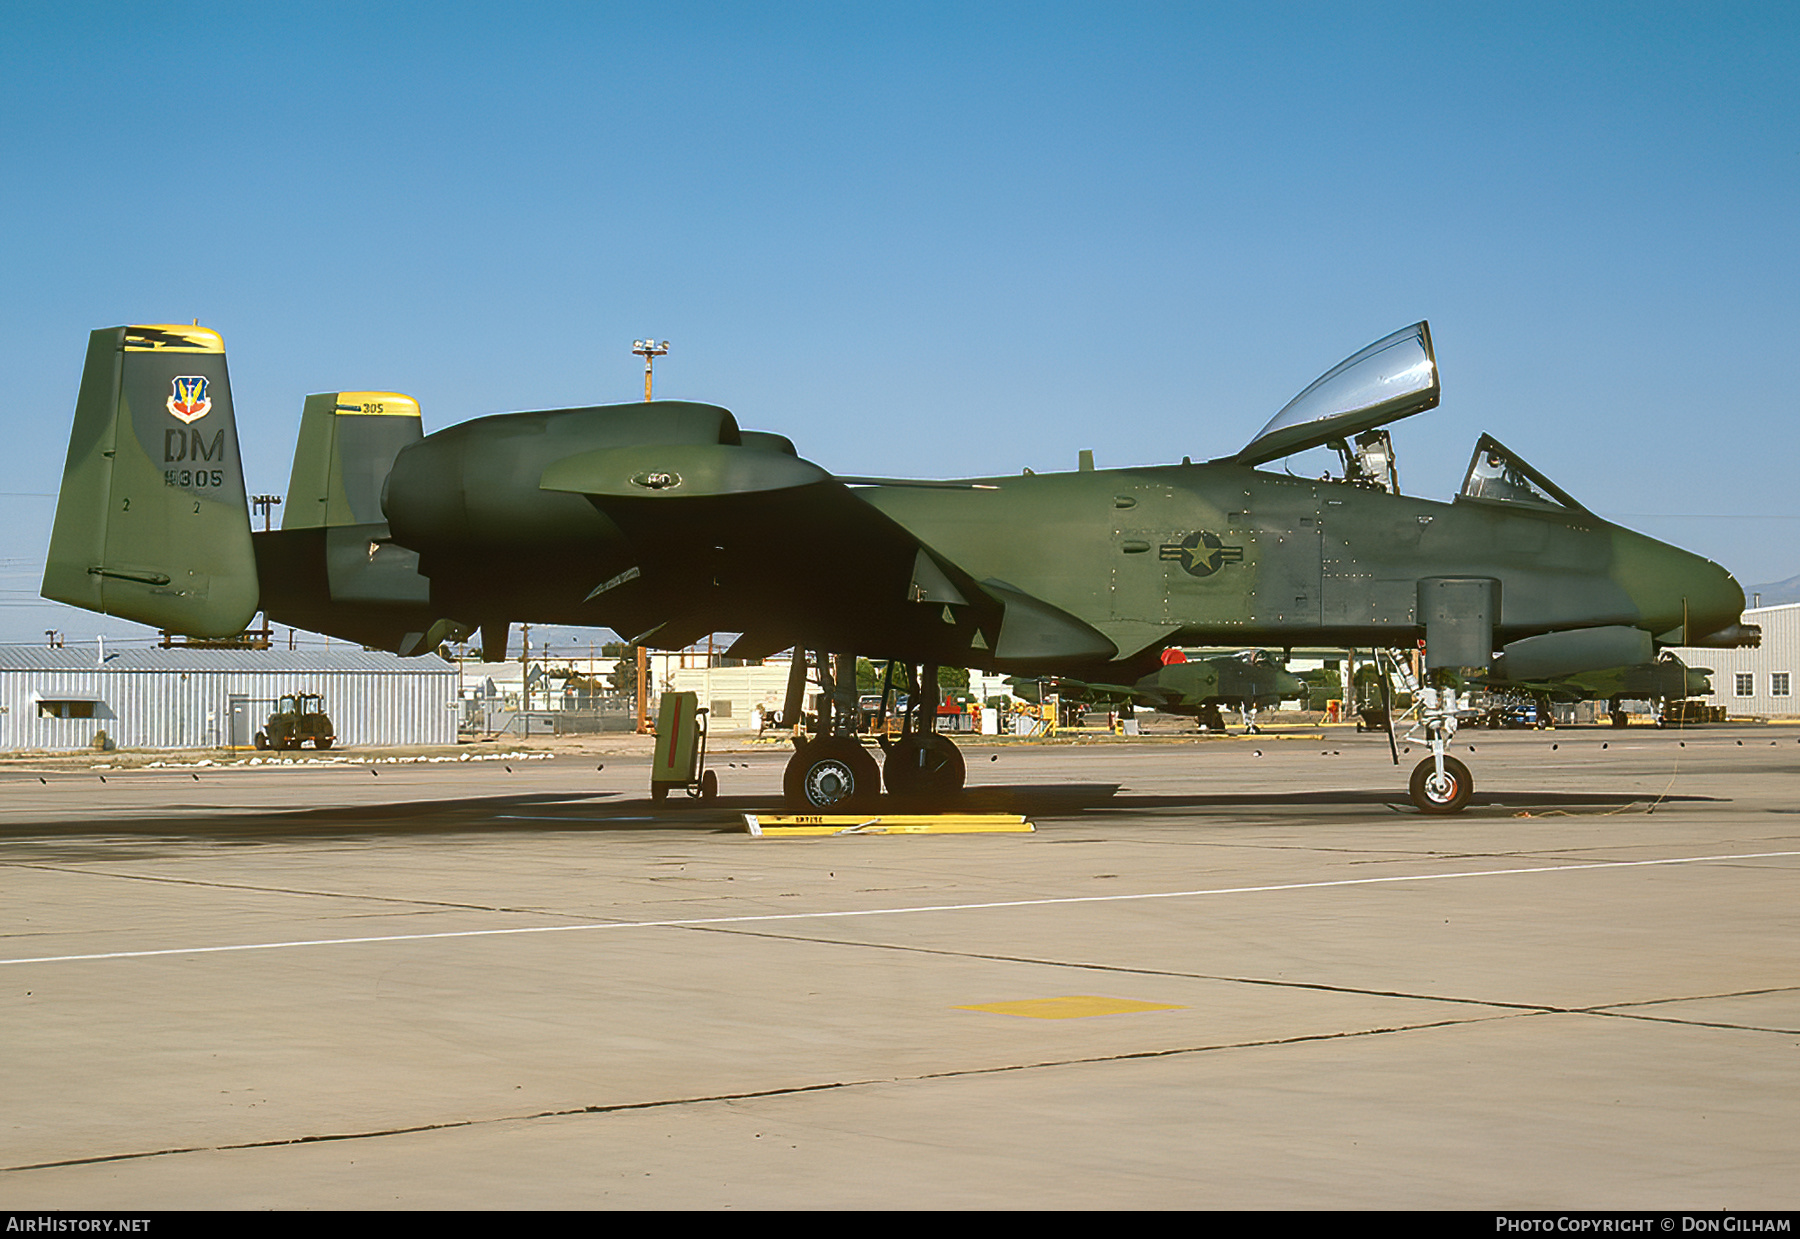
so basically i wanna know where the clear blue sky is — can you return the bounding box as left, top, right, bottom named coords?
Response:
left=4, top=1, right=1796, bottom=647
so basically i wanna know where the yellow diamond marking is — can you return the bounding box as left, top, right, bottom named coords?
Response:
left=957, top=995, right=1185, bottom=1020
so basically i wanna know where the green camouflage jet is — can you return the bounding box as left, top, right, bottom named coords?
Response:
left=1008, top=649, right=1307, bottom=733
left=1481, top=652, right=1714, bottom=729
left=42, top=322, right=1757, bottom=813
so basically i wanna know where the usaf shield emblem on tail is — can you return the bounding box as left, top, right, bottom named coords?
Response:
left=167, top=375, right=212, bottom=423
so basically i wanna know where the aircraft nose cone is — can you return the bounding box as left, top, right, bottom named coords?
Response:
left=1681, top=558, right=1747, bottom=642
left=1613, top=529, right=1744, bottom=642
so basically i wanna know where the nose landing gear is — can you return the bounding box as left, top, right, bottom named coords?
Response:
left=1376, top=648, right=1479, bottom=816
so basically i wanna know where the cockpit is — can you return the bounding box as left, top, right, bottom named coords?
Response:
left=1225, top=321, right=1589, bottom=512
left=1457, top=433, right=1586, bottom=512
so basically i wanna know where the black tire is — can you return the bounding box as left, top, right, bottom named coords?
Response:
left=650, top=782, right=669, bottom=804
left=882, top=734, right=966, bottom=803
left=1611, top=711, right=1628, bottom=729
left=700, top=769, right=718, bottom=802
left=253, top=732, right=268, bottom=751
left=315, top=737, right=333, bottom=750
left=783, top=738, right=880, bottom=810
left=1410, top=755, right=1473, bottom=815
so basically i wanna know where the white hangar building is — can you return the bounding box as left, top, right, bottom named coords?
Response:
left=1671, top=602, right=1800, bottom=720
left=0, top=646, right=457, bottom=751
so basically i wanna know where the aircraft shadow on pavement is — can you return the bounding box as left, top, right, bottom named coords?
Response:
left=960, top=783, right=1721, bottom=815
left=0, top=782, right=1728, bottom=860
left=0, top=791, right=648, bottom=857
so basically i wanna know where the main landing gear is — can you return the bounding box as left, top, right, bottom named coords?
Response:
left=777, top=651, right=967, bottom=811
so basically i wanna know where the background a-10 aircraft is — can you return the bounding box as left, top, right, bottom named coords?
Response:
left=1008, top=647, right=1305, bottom=735
left=43, top=320, right=1757, bottom=813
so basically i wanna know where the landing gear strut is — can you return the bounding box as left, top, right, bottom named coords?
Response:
left=1378, top=648, right=1479, bottom=815
left=778, top=651, right=880, bottom=811
left=874, top=660, right=965, bottom=805
left=778, top=651, right=967, bottom=810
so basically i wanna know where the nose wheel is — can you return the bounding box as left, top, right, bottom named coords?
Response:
left=1409, top=755, right=1472, bottom=814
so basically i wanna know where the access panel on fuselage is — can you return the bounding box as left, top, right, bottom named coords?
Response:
left=1222, top=474, right=1322, bottom=631
left=1108, top=473, right=1254, bottom=628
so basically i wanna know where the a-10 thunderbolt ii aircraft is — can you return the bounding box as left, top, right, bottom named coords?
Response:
left=42, top=321, right=1757, bottom=813
left=1008, top=648, right=1307, bottom=734
left=1480, top=651, right=1714, bottom=730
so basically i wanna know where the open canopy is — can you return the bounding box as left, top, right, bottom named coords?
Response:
left=1231, top=322, right=1439, bottom=467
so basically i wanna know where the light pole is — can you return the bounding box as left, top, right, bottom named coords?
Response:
left=250, top=495, right=282, bottom=532
left=632, top=339, right=669, bottom=401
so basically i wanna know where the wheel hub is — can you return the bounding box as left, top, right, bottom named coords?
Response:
left=806, top=762, right=854, bottom=805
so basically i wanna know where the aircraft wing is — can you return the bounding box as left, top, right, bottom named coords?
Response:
left=536, top=454, right=1120, bottom=671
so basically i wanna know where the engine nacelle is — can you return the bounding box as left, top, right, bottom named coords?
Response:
left=383, top=400, right=744, bottom=552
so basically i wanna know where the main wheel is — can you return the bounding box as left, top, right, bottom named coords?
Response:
left=783, top=738, right=880, bottom=810
left=883, top=734, right=966, bottom=803
left=253, top=732, right=268, bottom=751
left=650, top=782, right=670, bottom=804
left=314, top=737, right=333, bottom=750
left=1409, top=755, right=1473, bottom=815
left=700, top=768, right=719, bottom=802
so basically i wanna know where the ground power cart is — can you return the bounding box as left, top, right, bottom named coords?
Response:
left=649, top=691, right=718, bottom=803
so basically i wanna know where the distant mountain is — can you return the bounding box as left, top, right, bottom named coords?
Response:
left=1745, top=573, right=1800, bottom=607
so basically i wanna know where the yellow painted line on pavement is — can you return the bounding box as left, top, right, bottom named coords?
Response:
left=741, top=817, right=1029, bottom=835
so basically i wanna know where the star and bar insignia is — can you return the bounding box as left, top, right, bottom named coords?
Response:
left=1159, top=530, right=1244, bottom=577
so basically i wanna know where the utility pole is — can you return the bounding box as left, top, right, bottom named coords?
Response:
left=635, top=644, right=650, bottom=734
left=250, top=495, right=282, bottom=532
left=632, top=338, right=669, bottom=401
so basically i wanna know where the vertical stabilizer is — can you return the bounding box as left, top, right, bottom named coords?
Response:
left=282, top=391, right=423, bottom=528
left=41, top=325, right=259, bottom=636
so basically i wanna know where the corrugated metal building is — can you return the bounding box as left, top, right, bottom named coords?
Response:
left=1671, top=602, right=1800, bottom=719
left=0, top=647, right=457, bottom=751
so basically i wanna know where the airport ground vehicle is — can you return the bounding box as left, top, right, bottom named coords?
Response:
left=254, top=692, right=334, bottom=751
